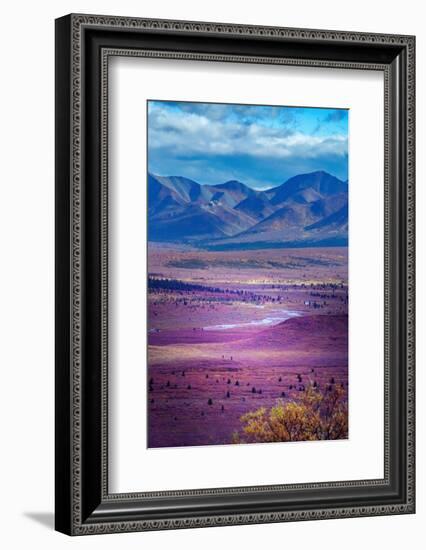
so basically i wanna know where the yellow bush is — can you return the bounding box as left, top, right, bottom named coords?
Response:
left=232, top=384, right=348, bottom=443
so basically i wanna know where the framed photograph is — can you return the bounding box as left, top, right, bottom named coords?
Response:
left=55, top=14, right=415, bottom=535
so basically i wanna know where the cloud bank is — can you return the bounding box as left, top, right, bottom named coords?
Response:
left=147, top=101, right=348, bottom=189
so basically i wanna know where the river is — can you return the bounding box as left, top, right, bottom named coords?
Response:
left=204, top=308, right=301, bottom=331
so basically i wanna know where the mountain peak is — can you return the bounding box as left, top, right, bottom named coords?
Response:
left=209, top=180, right=257, bottom=206
left=214, top=180, right=251, bottom=191
left=266, top=171, right=347, bottom=206
left=309, top=169, right=328, bottom=176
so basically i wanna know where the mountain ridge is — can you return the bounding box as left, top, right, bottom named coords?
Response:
left=148, top=170, right=348, bottom=249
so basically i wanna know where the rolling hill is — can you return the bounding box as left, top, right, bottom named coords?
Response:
left=252, top=314, right=348, bottom=353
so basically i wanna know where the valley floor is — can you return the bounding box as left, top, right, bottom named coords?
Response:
left=147, top=245, right=348, bottom=448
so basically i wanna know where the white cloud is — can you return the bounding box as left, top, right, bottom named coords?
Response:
left=148, top=104, right=347, bottom=161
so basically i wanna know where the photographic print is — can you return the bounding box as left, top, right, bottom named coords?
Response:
left=147, top=100, right=349, bottom=448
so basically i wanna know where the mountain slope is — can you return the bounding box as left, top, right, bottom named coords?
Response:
left=152, top=174, right=212, bottom=203
left=210, top=180, right=257, bottom=207
left=266, top=170, right=348, bottom=206
left=148, top=173, right=257, bottom=241
left=148, top=171, right=348, bottom=248
left=305, top=202, right=348, bottom=232
left=234, top=192, right=276, bottom=221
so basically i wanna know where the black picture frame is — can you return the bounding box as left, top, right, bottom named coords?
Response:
left=55, top=13, right=415, bottom=535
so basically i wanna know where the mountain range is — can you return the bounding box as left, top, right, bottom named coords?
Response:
left=148, top=170, right=348, bottom=250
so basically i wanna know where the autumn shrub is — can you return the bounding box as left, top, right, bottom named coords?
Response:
left=232, top=383, right=348, bottom=444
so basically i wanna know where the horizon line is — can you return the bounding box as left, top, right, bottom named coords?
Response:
left=148, top=169, right=348, bottom=192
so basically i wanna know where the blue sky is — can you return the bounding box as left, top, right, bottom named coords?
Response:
left=147, top=100, right=348, bottom=190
